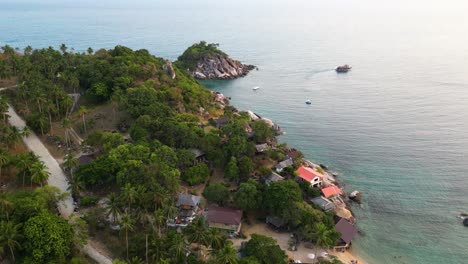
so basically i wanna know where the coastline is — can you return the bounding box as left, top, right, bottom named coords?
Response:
left=214, top=90, right=367, bottom=264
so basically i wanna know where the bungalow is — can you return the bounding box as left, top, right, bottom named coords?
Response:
left=188, top=148, right=206, bottom=163
left=275, top=158, right=293, bottom=173
left=176, top=193, right=201, bottom=220
left=266, top=216, right=285, bottom=229
left=264, top=172, right=284, bottom=186
left=297, top=166, right=324, bottom=188
left=334, top=217, right=358, bottom=252
left=321, top=185, right=342, bottom=198
left=205, top=206, right=243, bottom=234
left=310, top=196, right=336, bottom=211
left=215, top=117, right=230, bottom=129
left=255, top=143, right=269, bottom=153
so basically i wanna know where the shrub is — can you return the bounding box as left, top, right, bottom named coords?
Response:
left=80, top=196, right=99, bottom=206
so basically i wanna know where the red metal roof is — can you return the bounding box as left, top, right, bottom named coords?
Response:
left=321, top=186, right=342, bottom=198
left=297, top=166, right=324, bottom=182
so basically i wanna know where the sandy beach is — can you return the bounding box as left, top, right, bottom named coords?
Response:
left=231, top=219, right=367, bottom=264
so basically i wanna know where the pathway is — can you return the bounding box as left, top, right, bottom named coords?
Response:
left=1, top=87, right=112, bottom=264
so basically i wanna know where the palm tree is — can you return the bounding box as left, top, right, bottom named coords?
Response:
left=67, top=175, right=85, bottom=200
left=184, top=217, right=210, bottom=256
left=63, top=153, right=78, bottom=176
left=0, top=149, right=9, bottom=183
left=312, top=223, right=337, bottom=264
left=21, top=126, right=32, bottom=138
left=79, top=106, right=88, bottom=134
left=168, top=233, right=188, bottom=263
left=7, top=127, right=21, bottom=150
left=0, top=193, right=12, bottom=221
left=30, top=161, right=50, bottom=187
left=121, top=183, right=137, bottom=213
left=106, top=192, right=122, bottom=224
left=0, top=221, right=23, bottom=263
left=87, top=47, right=94, bottom=56
left=0, top=97, right=8, bottom=124
left=153, top=209, right=166, bottom=238
left=15, top=152, right=37, bottom=187
left=24, top=45, right=32, bottom=55
left=62, top=118, right=71, bottom=148
left=120, top=212, right=134, bottom=260
left=60, top=43, right=68, bottom=54
left=207, top=228, right=226, bottom=250
left=214, top=241, right=238, bottom=264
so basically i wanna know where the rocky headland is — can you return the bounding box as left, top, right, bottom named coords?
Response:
left=176, top=41, right=255, bottom=80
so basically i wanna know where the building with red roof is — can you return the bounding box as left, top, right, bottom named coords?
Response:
left=321, top=185, right=342, bottom=198
left=297, top=166, right=325, bottom=187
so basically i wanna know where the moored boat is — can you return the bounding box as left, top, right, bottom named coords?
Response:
left=335, top=64, right=352, bottom=73
left=305, top=100, right=312, bottom=105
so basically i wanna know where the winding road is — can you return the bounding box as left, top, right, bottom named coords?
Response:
left=1, top=87, right=112, bottom=264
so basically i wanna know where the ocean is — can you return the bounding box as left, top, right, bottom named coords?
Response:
left=1, top=0, right=468, bottom=263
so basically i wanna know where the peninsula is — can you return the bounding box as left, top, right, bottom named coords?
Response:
left=0, top=43, right=363, bottom=264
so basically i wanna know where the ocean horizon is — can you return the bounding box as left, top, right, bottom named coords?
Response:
left=2, top=0, right=468, bottom=263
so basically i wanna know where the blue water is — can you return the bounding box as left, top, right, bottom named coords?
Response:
left=2, top=1, right=468, bottom=263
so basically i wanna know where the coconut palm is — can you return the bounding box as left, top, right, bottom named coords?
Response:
left=15, top=152, right=37, bottom=187
left=168, top=232, right=187, bottom=262
left=79, top=106, right=88, bottom=134
left=120, top=212, right=135, bottom=260
left=0, top=97, right=8, bottom=124
left=106, top=192, right=122, bottom=224
left=121, top=183, right=137, bottom=213
left=153, top=208, right=166, bottom=238
left=7, top=127, right=21, bottom=150
left=0, top=193, right=12, bottom=221
left=63, top=153, right=78, bottom=177
left=184, top=217, right=210, bottom=256
left=30, top=161, right=50, bottom=187
left=67, top=175, right=85, bottom=200
left=21, top=126, right=32, bottom=138
left=214, top=241, right=238, bottom=264
left=208, top=228, right=226, bottom=250
left=62, top=118, right=71, bottom=148
left=0, top=148, right=9, bottom=183
left=312, top=223, right=338, bottom=264
left=0, top=221, right=23, bottom=263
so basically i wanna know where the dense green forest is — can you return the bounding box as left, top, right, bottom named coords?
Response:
left=176, top=41, right=227, bottom=71
left=0, top=44, right=343, bottom=264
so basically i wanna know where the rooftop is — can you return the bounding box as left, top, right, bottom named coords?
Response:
left=310, top=196, right=335, bottom=211
left=188, top=148, right=205, bottom=159
left=335, top=218, right=358, bottom=244
left=321, top=185, right=342, bottom=198
left=276, top=158, right=293, bottom=170
left=205, top=206, right=242, bottom=225
left=177, top=193, right=201, bottom=207
left=265, top=172, right=284, bottom=185
left=255, top=143, right=269, bottom=153
left=297, top=166, right=324, bottom=182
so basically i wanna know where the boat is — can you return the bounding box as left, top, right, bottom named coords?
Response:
left=252, top=86, right=260, bottom=91
left=335, top=64, right=352, bottom=73
left=305, top=100, right=312, bottom=105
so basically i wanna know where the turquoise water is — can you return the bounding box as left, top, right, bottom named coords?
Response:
left=2, top=1, right=468, bottom=263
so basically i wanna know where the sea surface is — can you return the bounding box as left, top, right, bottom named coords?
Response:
left=1, top=0, right=468, bottom=263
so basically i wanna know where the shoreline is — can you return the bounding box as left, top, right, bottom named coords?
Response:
left=218, top=92, right=367, bottom=264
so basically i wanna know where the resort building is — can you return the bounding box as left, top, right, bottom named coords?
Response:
left=310, top=196, right=336, bottom=211
left=167, top=193, right=201, bottom=227
left=264, top=171, right=284, bottom=186
left=334, top=217, right=358, bottom=252
left=275, top=158, right=293, bottom=173
left=321, top=185, right=342, bottom=198
left=188, top=148, right=206, bottom=164
left=205, top=206, right=243, bottom=234
left=297, top=166, right=325, bottom=187
left=255, top=143, right=269, bottom=153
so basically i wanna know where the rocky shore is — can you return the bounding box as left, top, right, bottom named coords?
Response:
left=191, top=54, right=255, bottom=80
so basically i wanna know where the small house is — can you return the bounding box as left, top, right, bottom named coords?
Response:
left=205, top=206, right=243, bottom=234
left=297, top=166, right=324, bottom=188
left=188, top=148, right=206, bottom=163
left=78, top=153, right=98, bottom=165
left=334, top=217, right=358, bottom=251
left=264, top=172, right=284, bottom=186
left=275, top=158, right=293, bottom=173
left=321, top=185, right=342, bottom=198
left=176, top=193, right=201, bottom=219
left=255, top=143, right=269, bottom=153
left=266, top=216, right=285, bottom=229
left=310, top=196, right=335, bottom=211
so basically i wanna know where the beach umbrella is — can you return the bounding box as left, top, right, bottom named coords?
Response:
left=320, top=251, right=329, bottom=258
left=307, top=253, right=316, bottom=259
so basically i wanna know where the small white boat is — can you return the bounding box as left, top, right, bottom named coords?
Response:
left=305, top=100, right=312, bottom=105
left=253, top=86, right=260, bottom=91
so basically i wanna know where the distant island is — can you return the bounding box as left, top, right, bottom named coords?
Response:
left=176, top=41, right=255, bottom=80
left=0, top=42, right=361, bottom=264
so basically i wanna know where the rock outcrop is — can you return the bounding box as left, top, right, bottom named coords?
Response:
left=191, top=54, right=255, bottom=80
left=162, top=60, right=176, bottom=79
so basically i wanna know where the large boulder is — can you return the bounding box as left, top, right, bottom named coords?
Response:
left=162, top=60, right=176, bottom=79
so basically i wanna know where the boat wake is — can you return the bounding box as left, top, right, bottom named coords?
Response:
left=305, top=69, right=334, bottom=79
